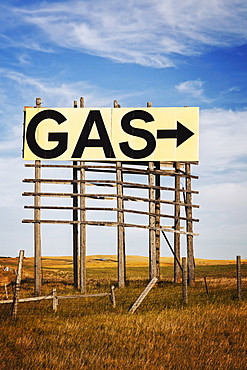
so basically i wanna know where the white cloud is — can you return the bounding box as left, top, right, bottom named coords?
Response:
left=199, top=108, right=247, bottom=175
left=193, top=108, right=247, bottom=258
left=175, top=79, right=209, bottom=100
left=4, top=0, right=247, bottom=68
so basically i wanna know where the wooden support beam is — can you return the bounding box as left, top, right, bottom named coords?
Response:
left=185, top=163, right=195, bottom=285
left=23, top=191, right=200, bottom=209
left=72, top=162, right=79, bottom=289
left=149, top=162, right=156, bottom=279
left=80, top=162, right=86, bottom=293
left=114, top=100, right=126, bottom=288
left=73, top=99, right=79, bottom=289
left=155, top=161, right=161, bottom=280
left=23, top=219, right=199, bottom=236
left=24, top=163, right=199, bottom=179
left=34, top=97, right=42, bottom=296
left=22, top=178, right=199, bottom=194
left=24, top=205, right=199, bottom=222
left=174, top=162, right=181, bottom=283
left=116, top=162, right=126, bottom=287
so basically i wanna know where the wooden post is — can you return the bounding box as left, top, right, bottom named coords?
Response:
left=79, top=97, right=86, bottom=293
left=182, top=257, right=188, bottom=303
left=155, top=162, right=161, bottom=280
left=52, top=288, right=58, bottom=312
left=80, top=161, right=86, bottom=293
left=204, top=276, right=209, bottom=297
left=236, top=255, right=242, bottom=300
left=11, top=250, right=24, bottom=319
left=4, top=284, right=8, bottom=300
left=116, top=161, right=126, bottom=287
left=110, top=286, right=116, bottom=308
left=148, top=161, right=156, bottom=279
left=73, top=100, right=79, bottom=289
left=185, top=163, right=195, bottom=285
left=129, top=277, right=158, bottom=314
left=148, top=102, right=160, bottom=280
left=34, top=97, right=42, bottom=296
left=114, top=100, right=126, bottom=288
left=174, top=162, right=181, bottom=283
left=72, top=168, right=79, bottom=290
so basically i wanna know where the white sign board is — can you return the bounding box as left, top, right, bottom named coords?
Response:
left=23, top=107, right=199, bottom=161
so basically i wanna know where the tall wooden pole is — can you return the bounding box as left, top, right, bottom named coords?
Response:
left=116, top=161, right=126, bottom=287
left=174, top=162, right=181, bottom=283
left=79, top=96, right=86, bottom=293
left=73, top=100, right=79, bottom=289
left=149, top=161, right=156, bottom=279
left=147, top=102, right=157, bottom=280
left=34, top=98, right=42, bottom=296
left=185, top=163, right=195, bottom=285
left=155, top=161, right=161, bottom=280
left=114, top=100, right=126, bottom=287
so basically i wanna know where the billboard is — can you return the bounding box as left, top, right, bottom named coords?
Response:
left=23, top=107, right=199, bottom=161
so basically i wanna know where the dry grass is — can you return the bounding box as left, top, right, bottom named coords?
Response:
left=0, top=256, right=247, bottom=369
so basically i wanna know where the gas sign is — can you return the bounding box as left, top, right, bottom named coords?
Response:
left=23, top=107, right=199, bottom=161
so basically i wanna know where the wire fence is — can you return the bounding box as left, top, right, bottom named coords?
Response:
left=1, top=258, right=247, bottom=322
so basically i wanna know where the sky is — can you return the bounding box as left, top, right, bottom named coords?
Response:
left=0, top=0, right=246, bottom=259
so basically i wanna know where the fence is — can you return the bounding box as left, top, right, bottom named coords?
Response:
left=0, top=254, right=246, bottom=319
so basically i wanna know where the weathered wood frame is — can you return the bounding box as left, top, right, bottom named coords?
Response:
left=22, top=98, right=199, bottom=295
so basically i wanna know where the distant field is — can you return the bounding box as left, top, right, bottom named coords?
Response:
left=1, top=255, right=245, bottom=287
left=0, top=255, right=244, bottom=272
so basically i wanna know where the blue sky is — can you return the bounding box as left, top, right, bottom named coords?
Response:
left=0, top=0, right=246, bottom=259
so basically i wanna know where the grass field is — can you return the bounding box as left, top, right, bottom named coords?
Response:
left=0, top=256, right=247, bottom=369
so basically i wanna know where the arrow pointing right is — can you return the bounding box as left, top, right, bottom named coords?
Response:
left=157, top=121, right=194, bottom=147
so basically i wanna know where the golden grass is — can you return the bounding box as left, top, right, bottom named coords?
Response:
left=1, top=255, right=244, bottom=272
left=0, top=256, right=247, bottom=369
left=1, top=281, right=247, bottom=370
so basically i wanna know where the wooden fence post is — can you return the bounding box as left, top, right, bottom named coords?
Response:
left=236, top=255, right=242, bottom=300
left=182, top=257, right=188, bottom=303
left=129, top=277, right=158, bottom=314
left=4, top=284, right=8, bottom=300
left=110, top=286, right=116, bottom=308
left=11, top=250, right=24, bottom=319
left=52, top=288, right=58, bottom=312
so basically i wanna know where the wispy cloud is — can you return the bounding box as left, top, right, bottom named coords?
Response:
left=175, top=79, right=211, bottom=103
left=0, top=69, right=145, bottom=157
left=2, top=0, right=247, bottom=68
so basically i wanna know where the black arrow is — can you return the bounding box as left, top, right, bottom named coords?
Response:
left=157, top=121, right=194, bottom=147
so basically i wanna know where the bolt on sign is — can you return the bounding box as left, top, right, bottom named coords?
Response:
left=23, top=107, right=199, bottom=161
